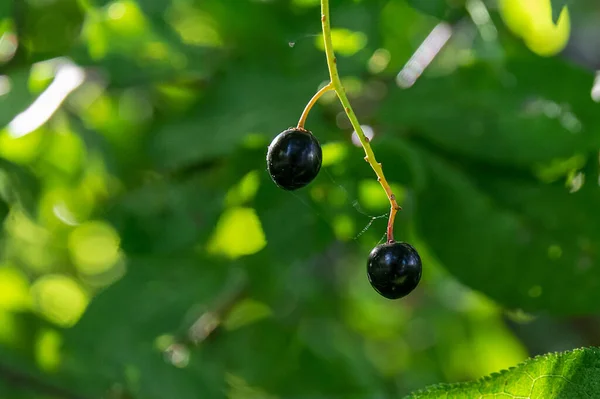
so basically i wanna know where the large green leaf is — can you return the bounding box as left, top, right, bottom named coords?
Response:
left=406, top=347, right=600, bottom=398
left=380, top=59, right=598, bottom=168
left=415, top=145, right=600, bottom=314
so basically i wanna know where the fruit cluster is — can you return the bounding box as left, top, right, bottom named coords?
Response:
left=264, top=0, right=421, bottom=300
left=266, top=126, right=422, bottom=299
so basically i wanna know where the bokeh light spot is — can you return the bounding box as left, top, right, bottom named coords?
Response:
left=341, top=76, right=363, bottom=97
left=533, top=154, right=586, bottom=183
left=321, top=142, right=348, bottom=167
left=568, top=171, right=584, bottom=193
left=107, top=2, right=127, bottom=20
left=167, top=5, right=223, bottom=48
left=0, top=265, right=31, bottom=311
left=359, top=180, right=405, bottom=211
left=310, top=184, right=326, bottom=202
left=164, top=343, right=190, bottom=368
left=368, top=48, right=391, bottom=74
left=31, top=274, right=89, bottom=327
left=154, top=334, right=175, bottom=352
left=225, top=171, right=261, bottom=207
left=0, top=32, right=18, bottom=64
left=351, top=125, right=374, bottom=147
left=333, top=214, right=354, bottom=241
left=528, top=285, right=543, bottom=298
left=0, top=127, right=45, bottom=165
left=315, top=28, right=367, bottom=56
left=68, top=220, right=122, bottom=276
left=207, top=207, right=266, bottom=259
left=44, top=129, right=86, bottom=176
left=548, top=245, right=563, bottom=260
left=35, top=328, right=62, bottom=372
left=0, top=75, right=11, bottom=97
left=104, top=0, right=148, bottom=37
left=28, top=58, right=56, bottom=93
left=39, top=186, right=93, bottom=228
left=82, top=15, right=107, bottom=59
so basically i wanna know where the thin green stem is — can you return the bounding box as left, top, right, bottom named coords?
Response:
left=320, top=0, right=401, bottom=243
left=297, top=82, right=334, bottom=129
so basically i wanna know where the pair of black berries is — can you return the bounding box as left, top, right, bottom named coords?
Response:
left=266, top=127, right=422, bottom=299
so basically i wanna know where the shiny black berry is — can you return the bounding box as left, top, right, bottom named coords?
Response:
left=367, top=241, right=422, bottom=299
left=266, top=127, right=322, bottom=191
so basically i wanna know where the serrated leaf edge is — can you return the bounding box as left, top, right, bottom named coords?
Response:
left=404, top=347, right=600, bottom=398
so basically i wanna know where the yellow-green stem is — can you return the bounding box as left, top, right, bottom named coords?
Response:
left=320, top=0, right=400, bottom=243
left=297, top=82, right=334, bottom=129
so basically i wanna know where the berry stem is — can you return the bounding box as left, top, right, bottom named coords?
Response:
left=320, top=0, right=401, bottom=243
left=297, top=82, right=334, bottom=129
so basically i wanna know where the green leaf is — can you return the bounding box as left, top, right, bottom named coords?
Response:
left=380, top=60, right=598, bottom=168
left=415, top=146, right=600, bottom=314
left=406, top=347, right=600, bottom=398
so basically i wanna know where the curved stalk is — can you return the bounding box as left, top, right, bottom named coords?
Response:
left=297, top=82, right=334, bottom=129
left=320, top=0, right=401, bottom=242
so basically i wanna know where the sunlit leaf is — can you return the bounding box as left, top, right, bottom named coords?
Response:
left=407, top=348, right=600, bottom=398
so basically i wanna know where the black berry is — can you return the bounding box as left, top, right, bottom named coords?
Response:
left=367, top=241, right=422, bottom=299
left=266, top=128, right=322, bottom=191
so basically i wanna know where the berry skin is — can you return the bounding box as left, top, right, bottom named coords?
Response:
left=266, top=127, right=322, bottom=191
left=367, top=241, right=422, bottom=299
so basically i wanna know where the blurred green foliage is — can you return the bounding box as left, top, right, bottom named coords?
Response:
left=0, top=0, right=599, bottom=398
